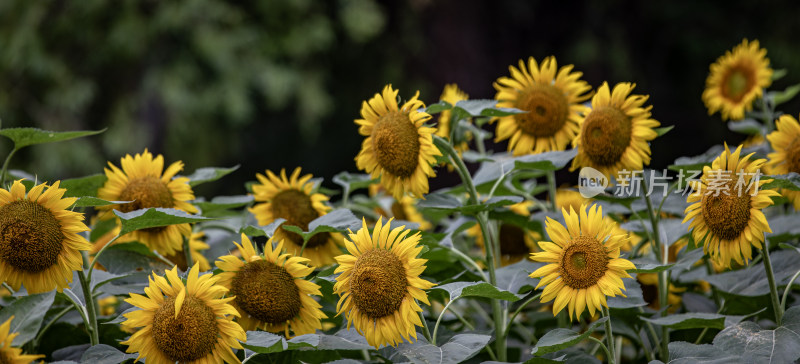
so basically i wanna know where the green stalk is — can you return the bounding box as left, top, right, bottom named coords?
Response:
left=641, top=177, right=669, bottom=360
left=432, top=297, right=459, bottom=345
left=501, top=293, right=541, bottom=338
left=761, top=240, right=783, bottom=325
left=546, top=170, right=557, bottom=211
left=433, top=135, right=506, bottom=360
left=419, top=311, right=433, bottom=342
left=587, top=336, right=613, bottom=363
left=182, top=235, right=194, bottom=269
left=79, top=252, right=99, bottom=345
left=602, top=306, right=617, bottom=364
left=0, top=148, right=19, bottom=186
left=781, top=268, right=800, bottom=313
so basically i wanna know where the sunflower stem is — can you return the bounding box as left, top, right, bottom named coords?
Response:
left=641, top=177, right=669, bottom=361
left=601, top=306, right=617, bottom=364
left=434, top=135, right=507, bottom=360
left=1, top=282, right=14, bottom=295
left=781, top=268, right=800, bottom=314
left=87, top=233, right=120, bottom=282
left=431, top=297, right=459, bottom=345
left=77, top=268, right=99, bottom=346
left=761, top=240, right=783, bottom=325
left=183, top=235, right=193, bottom=270
left=502, top=293, right=541, bottom=339
left=546, top=170, right=557, bottom=211
left=419, top=311, right=433, bottom=343
left=587, top=336, right=613, bottom=364
left=0, top=147, right=19, bottom=186
left=448, top=245, right=488, bottom=282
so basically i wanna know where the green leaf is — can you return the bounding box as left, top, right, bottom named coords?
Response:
left=641, top=312, right=726, bottom=330
left=316, top=330, right=372, bottom=350
left=115, top=208, right=213, bottom=236
left=332, top=171, right=376, bottom=195
left=433, top=281, right=520, bottom=302
left=0, top=291, right=56, bottom=346
left=194, top=195, right=254, bottom=215
left=240, top=218, right=286, bottom=238
left=705, top=250, right=800, bottom=296
left=629, top=257, right=675, bottom=273
left=496, top=259, right=543, bottom=297
left=241, top=331, right=319, bottom=354
left=95, top=242, right=169, bottom=275
left=667, top=342, right=741, bottom=363
left=72, top=197, right=129, bottom=208
left=390, top=334, right=492, bottom=364
left=772, top=68, right=787, bottom=81
left=711, top=306, right=800, bottom=363
left=669, top=145, right=724, bottom=173
left=60, top=174, right=108, bottom=198
left=531, top=317, right=608, bottom=355
left=655, top=125, right=675, bottom=136
left=186, top=165, right=240, bottom=187
left=80, top=344, right=138, bottom=364
left=607, top=277, right=647, bottom=308
left=449, top=99, right=526, bottom=121
left=473, top=149, right=577, bottom=186
left=425, top=100, right=452, bottom=115
left=772, top=83, right=800, bottom=106
left=761, top=173, right=800, bottom=191
left=0, top=127, right=105, bottom=149
left=727, top=119, right=765, bottom=135
left=281, top=209, right=361, bottom=243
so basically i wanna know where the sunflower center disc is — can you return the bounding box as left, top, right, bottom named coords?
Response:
left=785, top=138, right=800, bottom=173
left=350, top=249, right=408, bottom=319
left=152, top=295, right=219, bottom=362
left=560, top=236, right=609, bottom=289
left=514, top=84, right=569, bottom=137
left=372, top=111, right=421, bottom=178
left=581, top=106, right=632, bottom=167
left=390, top=202, right=408, bottom=221
left=118, top=176, right=174, bottom=212
left=0, top=200, right=63, bottom=273
left=722, top=68, right=753, bottom=102
left=230, top=260, right=302, bottom=324
left=701, top=182, right=751, bottom=241
left=271, top=189, right=329, bottom=248
left=498, top=224, right=529, bottom=256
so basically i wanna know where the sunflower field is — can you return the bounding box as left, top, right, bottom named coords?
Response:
left=3, top=34, right=800, bottom=364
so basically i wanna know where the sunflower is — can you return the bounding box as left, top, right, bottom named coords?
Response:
left=555, top=188, right=633, bottom=251
left=766, top=114, right=800, bottom=210
left=355, top=85, right=441, bottom=199
left=249, top=167, right=342, bottom=267
left=333, top=217, right=435, bottom=348
left=121, top=263, right=245, bottom=364
left=369, top=184, right=432, bottom=231
left=0, top=316, right=44, bottom=364
left=492, top=56, right=591, bottom=156
left=436, top=83, right=472, bottom=155
left=530, top=204, right=635, bottom=320
left=97, top=149, right=198, bottom=256
left=570, top=82, right=661, bottom=183
left=215, top=234, right=326, bottom=335
left=164, top=232, right=211, bottom=272
left=702, top=39, right=772, bottom=121
left=683, top=144, right=779, bottom=267
left=0, top=180, right=91, bottom=294
left=468, top=200, right=541, bottom=266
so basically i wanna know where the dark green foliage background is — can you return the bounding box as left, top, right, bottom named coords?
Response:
left=1, top=0, right=798, bottom=196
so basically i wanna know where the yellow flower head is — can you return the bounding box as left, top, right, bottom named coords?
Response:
left=703, top=39, right=772, bottom=121
left=0, top=180, right=91, bottom=293
left=355, top=85, right=442, bottom=199
left=766, top=114, right=800, bottom=210
left=333, top=217, right=435, bottom=348
left=493, top=56, right=592, bottom=156
left=0, top=316, right=44, bottom=364
left=121, top=263, right=245, bottom=364
left=215, top=234, right=327, bottom=336
left=570, top=82, right=661, bottom=183
left=530, top=204, right=635, bottom=320
left=97, top=149, right=198, bottom=256
left=248, top=167, right=342, bottom=267
left=683, top=144, right=780, bottom=267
